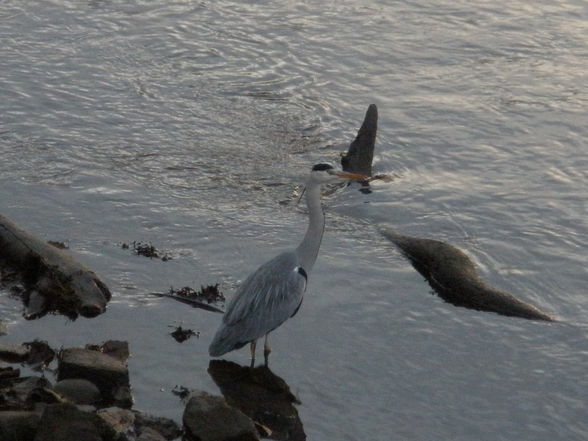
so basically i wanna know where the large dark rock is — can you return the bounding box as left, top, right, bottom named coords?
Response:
left=0, top=376, right=59, bottom=411
left=381, top=228, right=555, bottom=321
left=0, top=213, right=111, bottom=319
left=208, top=360, right=305, bottom=441
left=341, top=104, right=378, bottom=177
left=133, top=410, right=182, bottom=440
left=97, top=407, right=135, bottom=440
left=137, top=427, right=167, bottom=441
left=183, top=390, right=259, bottom=441
left=33, top=403, right=113, bottom=441
left=58, top=346, right=131, bottom=406
left=0, top=410, right=41, bottom=441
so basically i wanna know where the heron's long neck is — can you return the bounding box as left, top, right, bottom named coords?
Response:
left=296, top=182, right=324, bottom=272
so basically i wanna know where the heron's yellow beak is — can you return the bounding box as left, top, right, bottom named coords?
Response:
left=328, top=170, right=367, bottom=181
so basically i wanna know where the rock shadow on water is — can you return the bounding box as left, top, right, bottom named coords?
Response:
left=380, top=228, right=556, bottom=322
left=208, top=359, right=306, bottom=441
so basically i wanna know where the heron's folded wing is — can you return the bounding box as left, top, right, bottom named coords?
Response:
left=223, top=252, right=307, bottom=333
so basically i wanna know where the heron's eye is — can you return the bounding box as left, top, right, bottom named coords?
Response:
left=312, top=163, right=333, bottom=172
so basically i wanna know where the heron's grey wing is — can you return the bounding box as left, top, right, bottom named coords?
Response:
left=224, top=251, right=306, bottom=327
left=209, top=251, right=306, bottom=356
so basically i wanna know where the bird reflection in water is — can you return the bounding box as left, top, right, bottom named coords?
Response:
left=208, top=360, right=306, bottom=441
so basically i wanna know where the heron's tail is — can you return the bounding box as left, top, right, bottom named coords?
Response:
left=208, top=324, right=248, bottom=357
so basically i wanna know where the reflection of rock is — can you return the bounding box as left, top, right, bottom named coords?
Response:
left=183, top=390, right=259, bottom=441
left=208, top=360, right=306, bottom=441
left=381, top=228, right=555, bottom=321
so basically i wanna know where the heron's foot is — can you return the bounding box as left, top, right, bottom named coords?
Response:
left=250, top=341, right=257, bottom=368
left=263, top=347, right=271, bottom=366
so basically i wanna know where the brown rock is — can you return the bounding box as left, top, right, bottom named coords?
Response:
left=183, top=390, right=259, bottom=441
left=0, top=410, right=41, bottom=441
left=58, top=347, right=130, bottom=404
left=33, top=403, right=112, bottom=441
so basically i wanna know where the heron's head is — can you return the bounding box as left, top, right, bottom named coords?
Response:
left=308, top=163, right=366, bottom=184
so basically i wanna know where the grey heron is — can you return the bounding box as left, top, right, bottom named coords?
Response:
left=209, top=164, right=366, bottom=366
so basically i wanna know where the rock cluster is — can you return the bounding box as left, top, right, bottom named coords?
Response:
left=0, top=340, right=180, bottom=441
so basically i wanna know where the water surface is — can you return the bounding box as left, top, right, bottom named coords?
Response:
left=1, top=1, right=587, bottom=440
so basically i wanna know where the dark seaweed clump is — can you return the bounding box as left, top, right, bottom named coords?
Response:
left=170, top=326, right=199, bottom=343
left=122, top=241, right=171, bottom=261
left=170, top=284, right=225, bottom=305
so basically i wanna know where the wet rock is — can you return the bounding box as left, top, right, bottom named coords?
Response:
left=208, top=360, right=305, bottom=441
left=381, top=228, right=556, bottom=321
left=33, top=402, right=113, bottom=441
left=86, top=340, right=130, bottom=363
left=0, top=213, right=111, bottom=319
left=133, top=410, right=182, bottom=440
left=97, top=407, right=136, bottom=440
left=138, top=427, right=167, bottom=441
left=183, top=390, right=259, bottom=441
left=58, top=346, right=131, bottom=406
left=0, top=342, right=29, bottom=363
left=0, top=410, right=41, bottom=441
left=112, top=385, right=134, bottom=408
left=54, top=378, right=102, bottom=405
left=341, top=104, right=378, bottom=177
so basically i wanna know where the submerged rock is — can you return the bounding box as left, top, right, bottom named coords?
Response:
left=381, top=228, right=556, bottom=321
left=183, top=390, right=259, bottom=441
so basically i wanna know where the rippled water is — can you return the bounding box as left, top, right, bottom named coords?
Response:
left=1, top=0, right=587, bottom=440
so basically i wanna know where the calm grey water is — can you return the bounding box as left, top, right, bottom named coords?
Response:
left=1, top=0, right=587, bottom=439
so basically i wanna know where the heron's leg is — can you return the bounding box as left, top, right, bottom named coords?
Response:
left=250, top=341, right=256, bottom=368
left=263, top=334, right=271, bottom=366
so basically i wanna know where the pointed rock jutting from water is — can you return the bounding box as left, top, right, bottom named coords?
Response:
left=341, top=104, right=378, bottom=177
left=380, top=228, right=555, bottom=321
